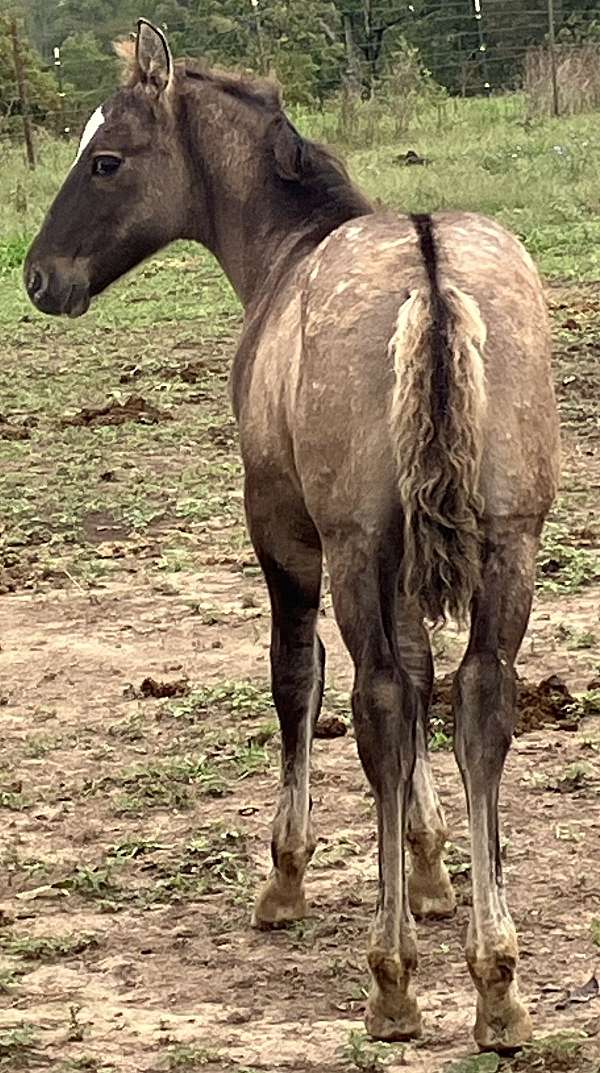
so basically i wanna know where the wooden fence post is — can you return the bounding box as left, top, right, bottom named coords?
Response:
left=10, top=17, right=36, bottom=169
left=547, top=0, right=560, bottom=117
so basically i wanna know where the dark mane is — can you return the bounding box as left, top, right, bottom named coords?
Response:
left=113, top=39, right=371, bottom=232
left=180, top=60, right=282, bottom=112
left=179, top=60, right=372, bottom=222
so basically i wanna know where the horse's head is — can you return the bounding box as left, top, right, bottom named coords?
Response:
left=25, top=20, right=194, bottom=316
left=25, top=18, right=369, bottom=313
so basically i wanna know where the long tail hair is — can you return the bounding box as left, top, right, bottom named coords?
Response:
left=389, top=214, right=487, bottom=625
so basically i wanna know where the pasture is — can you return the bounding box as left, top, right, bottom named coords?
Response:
left=0, top=96, right=599, bottom=1073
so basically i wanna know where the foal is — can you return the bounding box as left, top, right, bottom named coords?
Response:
left=24, top=20, right=560, bottom=1050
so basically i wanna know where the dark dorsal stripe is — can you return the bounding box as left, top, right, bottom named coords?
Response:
left=410, top=212, right=450, bottom=426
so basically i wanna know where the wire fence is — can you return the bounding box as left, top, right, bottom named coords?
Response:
left=2, top=2, right=600, bottom=157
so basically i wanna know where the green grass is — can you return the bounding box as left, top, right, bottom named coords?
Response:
left=335, top=95, right=600, bottom=280
left=83, top=729, right=273, bottom=817
left=5, top=95, right=600, bottom=290
left=443, top=1057, right=499, bottom=1073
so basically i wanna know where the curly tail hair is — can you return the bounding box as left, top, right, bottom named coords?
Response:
left=389, top=213, right=487, bottom=626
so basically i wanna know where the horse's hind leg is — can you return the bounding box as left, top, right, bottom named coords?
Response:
left=246, top=475, right=324, bottom=928
left=397, top=610, right=455, bottom=919
left=327, top=546, right=422, bottom=1041
left=454, top=520, right=539, bottom=1051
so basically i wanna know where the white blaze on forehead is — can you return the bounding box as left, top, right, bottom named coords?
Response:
left=73, top=106, right=106, bottom=165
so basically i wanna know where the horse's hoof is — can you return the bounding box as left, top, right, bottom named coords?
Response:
left=251, top=878, right=307, bottom=928
left=365, top=999, right=423, bottom=1042
left=474, top=996, right=532, bottom=1053
left=409, top=866, right=457, bottom=920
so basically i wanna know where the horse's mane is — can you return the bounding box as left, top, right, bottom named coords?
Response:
left=113, top=39, right=372, bottom=219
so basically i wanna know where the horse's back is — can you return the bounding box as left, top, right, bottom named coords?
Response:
left=242, top=210, right=559, bottom=526
left=297, top=211, right=559, bottom=520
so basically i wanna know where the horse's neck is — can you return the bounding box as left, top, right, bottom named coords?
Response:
left=208, top=193, right=368, bottom=310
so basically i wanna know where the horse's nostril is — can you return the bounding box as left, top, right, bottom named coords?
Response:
left=28, top=267, right=46, bottom=299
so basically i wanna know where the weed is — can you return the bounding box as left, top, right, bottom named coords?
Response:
left=429, top=717, right=452, bottom=751
left=582, top=689, right=600, bottom=717
left=86, top=753, right=229, bottom=816
left=16, top=856, right=49, bottom=879
left=23, top=733, right=62, bottom=758
left=107, top=712, right=147, bottom=742
left=184, top=827, right=250, bottom=892
left=0, top=1024, right=40, bottom=1067
left=286, top=918, right=320, bottom=947
left=0, top=968, right=22, bottom=993
left=340, top=1029, right=398, bottom=1072
left=551, top=762, right=593, bottom=793
left=57, top=866, right=117, bottom=900
left=158, top=1043, right=222, bottom=1069
left=537, top=522, right=599, bottom=594
left=554, top=823, right=584, bottom=843
left=66, top=1006, right=86, bottom=1043
left=591, top=918, right=600, bottom=946
left=445, top=842, right=471, bottom=878
left=566, top=630, right=596, bottom=650
left=510, top=1031, right=587, bottom=1070
left=313, top=836, right=362, bottom=869
left=248, top=720, right=278, bottom=745
left=0, top=932, right=98, bottom=960
left=231, top=740, right=271, bottom=779
left=106, top=838, right=170, bottom=862
left=140, top=825, right=251, bottom=906
left=161, top=680, right=271, bottom=722
left=0, top=790, right=30, bottom=811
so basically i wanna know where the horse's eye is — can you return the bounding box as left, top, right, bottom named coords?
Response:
left=92, top=155, right=122, bottom=177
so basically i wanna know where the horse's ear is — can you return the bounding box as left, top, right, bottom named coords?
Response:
left=136, top=19, right=174, bottom=96
left=272, top=118, right=307, bottom=182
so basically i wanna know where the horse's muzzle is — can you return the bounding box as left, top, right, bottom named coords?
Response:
left=24, top=258, right=90, bottom=318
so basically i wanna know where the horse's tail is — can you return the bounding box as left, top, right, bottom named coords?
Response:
left=389, top=213, right=487, bottom=625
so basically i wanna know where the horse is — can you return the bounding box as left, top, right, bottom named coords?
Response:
left=24, top=19, right=560, bottom=1051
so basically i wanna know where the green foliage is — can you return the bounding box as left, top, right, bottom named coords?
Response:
left=510, top=1031, right=588, bottom=1070
left=537, top=521, right=600, bottom=594
left=0, top=15, right=61, bottom=130
left=0, top=931, right=98, bottom=960
left=340, top=1029, right=399, bottom=1072
left=60, top=31, right=119, bottom=111
left=0, top=235, right=29, bottom=276
left=12, top=0, right=600, bottom=125
left=161, top=680, right=271, bottom=722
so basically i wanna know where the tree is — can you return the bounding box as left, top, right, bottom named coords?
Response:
left=0, top=14, right=61, bottom=129
left=60, top=31, right=119, bottom=111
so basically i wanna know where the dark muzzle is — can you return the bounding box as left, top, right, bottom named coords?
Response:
left=24, top=255, right=90, bottom=318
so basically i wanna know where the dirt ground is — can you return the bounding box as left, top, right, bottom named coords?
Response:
left=0, top=277, right=599, bottom=1073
